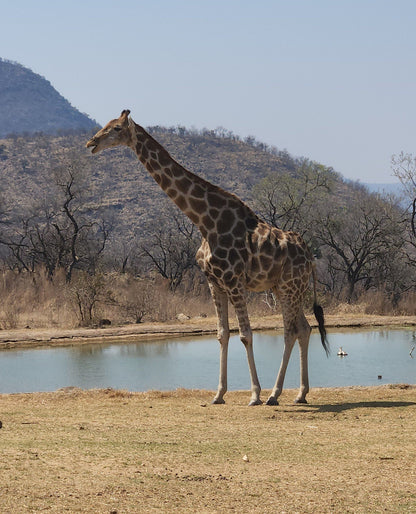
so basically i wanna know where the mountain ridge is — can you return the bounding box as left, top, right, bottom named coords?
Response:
left=0, top=58, right=98, bottom=137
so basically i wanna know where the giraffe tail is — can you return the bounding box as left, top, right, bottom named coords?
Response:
left=312, top=264, right=330, bottom=357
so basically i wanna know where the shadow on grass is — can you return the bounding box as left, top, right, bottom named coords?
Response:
left=313, top=400, right=416, bottom=413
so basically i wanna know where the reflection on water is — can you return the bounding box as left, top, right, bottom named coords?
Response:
left=0, top=329, right=414, bottom=393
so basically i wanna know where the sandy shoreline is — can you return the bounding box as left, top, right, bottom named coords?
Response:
left=0, top=313, right=415, bottom=350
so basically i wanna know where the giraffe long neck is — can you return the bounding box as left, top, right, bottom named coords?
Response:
left=127, top=119, right=248, bottom=237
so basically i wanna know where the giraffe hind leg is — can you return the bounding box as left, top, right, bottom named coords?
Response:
left=266, top=328, right=297, bottom=406
left=294, top=312, right=311, bottom=404
left=267, top=293, right=312, bottom=405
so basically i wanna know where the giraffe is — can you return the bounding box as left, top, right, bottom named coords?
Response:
left=86, top=110, right=329, bottom=406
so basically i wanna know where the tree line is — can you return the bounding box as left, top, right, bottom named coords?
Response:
left=0, top=130, right=415, bottom=324
left=253, top=158, right=414, bottom=305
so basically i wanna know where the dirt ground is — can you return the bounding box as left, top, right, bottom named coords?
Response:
left=0, top=386, right=415, bottom=513
left=0, top=313, right=415, bottom=350
left=0, top=314, right=415, bottom=512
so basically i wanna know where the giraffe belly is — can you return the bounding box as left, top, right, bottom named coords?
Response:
left=244, top=254, right=285, bottom=292
left=245, top=275, right=278, bottom=292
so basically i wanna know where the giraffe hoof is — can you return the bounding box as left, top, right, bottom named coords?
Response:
left=248, top=399, right=263, bottom=406
left=266, top=397, right=279, bottom=406
left=211, top=398, right=225, bottom=405
left=294, top=398, right=308, bottom=404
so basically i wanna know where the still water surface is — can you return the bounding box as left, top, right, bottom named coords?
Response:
left=0, top=329, right=415, bottom=394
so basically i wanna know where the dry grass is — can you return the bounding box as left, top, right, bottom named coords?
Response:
left=0, top=269, right=216, bottom=329
left=0, top=386, right=415, bottom=513
left=0, top=269, right=75, bottom=329
left=3, top=267, right=416, bottom=331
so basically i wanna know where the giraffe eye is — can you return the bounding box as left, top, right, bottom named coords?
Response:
left=114, top=126, right=122, bottom=132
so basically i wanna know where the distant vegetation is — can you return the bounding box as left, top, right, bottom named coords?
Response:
left=0, top=125, right=415, bottom=328
left=0, top=58, right=97, bottom=137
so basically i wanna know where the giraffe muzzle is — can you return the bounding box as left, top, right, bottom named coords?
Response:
left=86, top=139, right=99, bottom=154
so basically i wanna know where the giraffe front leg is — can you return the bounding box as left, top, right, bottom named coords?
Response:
left=233, top=300, right=262, bottom=406
left=209, top=284, right=229, bottom=405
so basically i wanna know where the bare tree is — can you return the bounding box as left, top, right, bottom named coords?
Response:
left=0, top=155, right=111, bottom=280
left=313, top=191, right=404, bottom=302
left=391, top=152, right=416, bottom=275
left=70, top=271, right=106, bottom=325
left=252, top=160, right=334, bottom=235
left=140, top=205, right=200, bottom=291
left=391, top=153, right=416, bottom=202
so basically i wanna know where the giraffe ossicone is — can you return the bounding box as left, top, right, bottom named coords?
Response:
left=86, top=110, right=329, bottom=406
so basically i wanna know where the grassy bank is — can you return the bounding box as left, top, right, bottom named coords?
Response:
left=0, top=386, right=415, bottom=513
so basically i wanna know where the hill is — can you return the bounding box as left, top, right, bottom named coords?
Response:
left=0, top=126, right=347, bottom=244
left=0, top=59, right=97, bottom=137
left=0, top=59, right=361, bottom=240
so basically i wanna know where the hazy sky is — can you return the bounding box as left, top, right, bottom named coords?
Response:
left=1, top=0, right=415, bottom=183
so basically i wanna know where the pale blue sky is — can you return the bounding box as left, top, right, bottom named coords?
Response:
left=1, top=0, right=415, bottom=183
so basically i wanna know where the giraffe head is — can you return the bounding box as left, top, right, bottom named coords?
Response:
left=86, top=109, right=131, bottom=154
